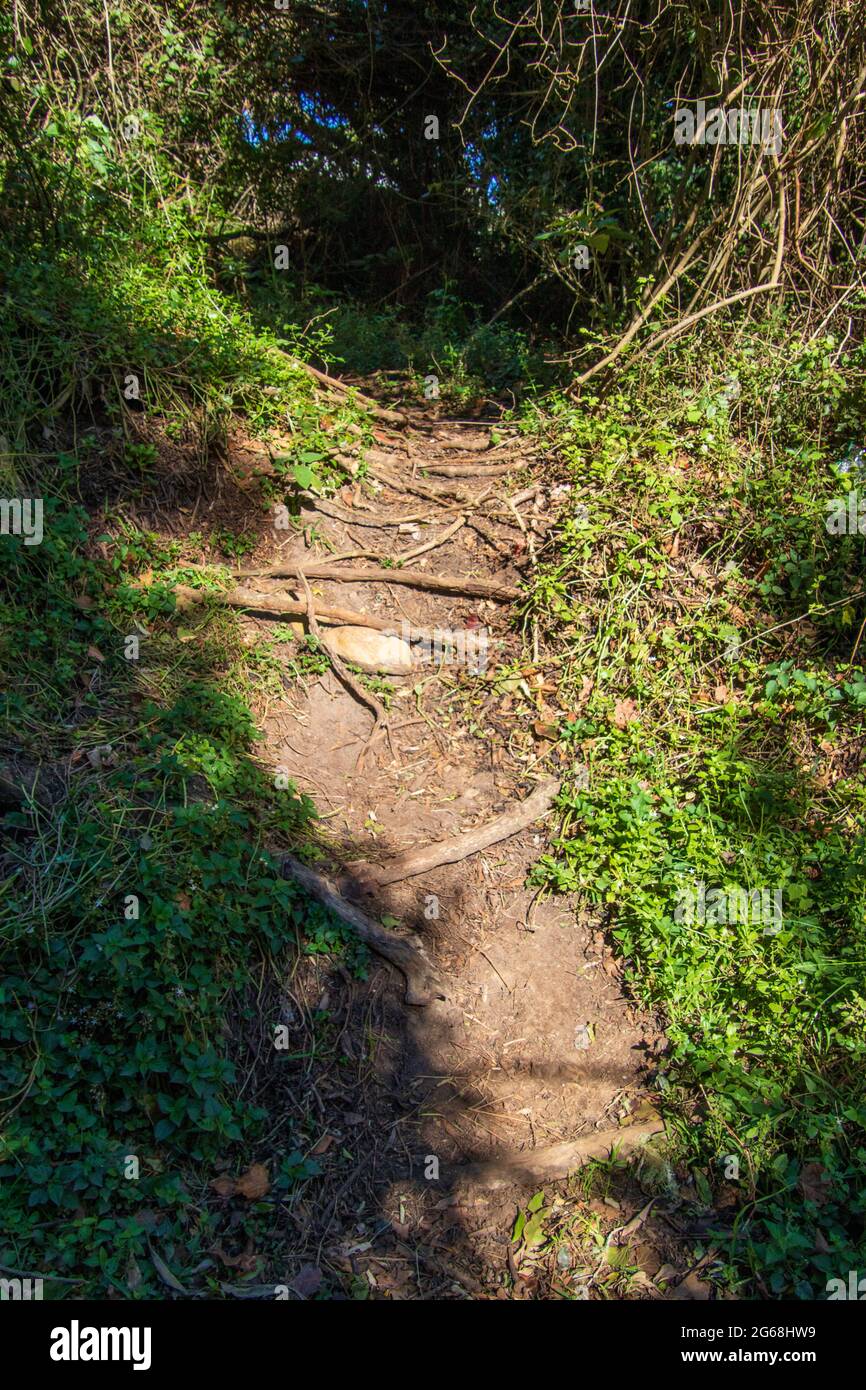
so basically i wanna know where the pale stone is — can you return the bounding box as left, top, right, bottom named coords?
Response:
left=323, top=625, right=413, bottom=674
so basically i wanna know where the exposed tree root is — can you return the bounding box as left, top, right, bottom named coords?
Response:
left=295, top=568, right=393, bottom=769
left=346, top=776, right=561, bottom=891
left=278, top=853, right=444, bottom=1006
left=232, top=562, right=521, bottom=601
left=450, top=1118, right=664, bottom=1190
left=172, top=584, right=464, bottom=644
left=422, top=461, right=517, bottom=478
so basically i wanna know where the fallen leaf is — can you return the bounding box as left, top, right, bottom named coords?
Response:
left=212, top=1241, right=258, bottom=1271
left=87, top=645, right=105, bottom=663
left=798, top=1162, right=831, bottom=1206
left=669, top=1270, right=711, bottom=1300
left=148, top=1243, right=190, bottom=1294
left=235, top=1163, right=270, bottom=1200
left=623, top=1099, right=661, bottom=1126
left=310, top=1133, right=336, bottom=1156
left=291, top=1264, right=323, bottom=1299
left=533, top=720, right=558, bottom=741
left=612, top=697, right=638, bottom=729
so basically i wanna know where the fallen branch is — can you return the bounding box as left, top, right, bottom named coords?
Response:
left=232, top=563, right=520, bottom=602
left=451, top=1118, right=664, bottom=1190
left=278, top=853, right=443, bottom=1006
left=346, top=777, right=561, bottom=890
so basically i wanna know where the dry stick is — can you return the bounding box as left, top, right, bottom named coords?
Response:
left=308, top=500, right=436, bottom=528
left=277, top=853, right=442, bottom=1007
left=295, top=568, right=392, bottom=769
left=452, top=1119, right=664, bottom=1191
left=232, top=563, right=521, bottom=602
left=346, top=776, right=561, bottom=890
left=323, top=516, right=467, bottom=566
left=397, top=515, right=465, bottom=562
left=635, top=281, right=781, bottom=357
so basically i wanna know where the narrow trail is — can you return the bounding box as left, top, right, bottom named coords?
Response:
left=233, top=392, right=663, bottom=1289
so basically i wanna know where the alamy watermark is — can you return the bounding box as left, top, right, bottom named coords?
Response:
left=0, top=497, right=43, bottom=545
left=1, top=1276, right=43, bottom=1300
left=386, top=619, right=489, bottom=674
left=825, top=491, right=866, bottom=536
left=674, top=881, right=783, bottom=935
left=674, top=101, right=783, bottom=156
left=826, top=1271, right=866, bottom=1300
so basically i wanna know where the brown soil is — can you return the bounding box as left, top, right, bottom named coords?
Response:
left=220, top=395, right=676, bottom=1297
left=117, top=384, right=692, bottom=1299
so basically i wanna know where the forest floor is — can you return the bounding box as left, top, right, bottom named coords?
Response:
left=175, top=385, right=714, bottom=1300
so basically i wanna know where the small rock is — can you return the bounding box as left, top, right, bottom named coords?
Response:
left=323, top=626, right=413, bottom=674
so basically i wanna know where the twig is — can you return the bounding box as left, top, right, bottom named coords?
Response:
left=397, top=515, right=466, bottom=561
left=505, top=494, right=539, bottom=662
left=295, top=569, right=393, bottom=768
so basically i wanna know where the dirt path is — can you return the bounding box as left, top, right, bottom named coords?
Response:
left=227, top=395, right=663, bottom=1294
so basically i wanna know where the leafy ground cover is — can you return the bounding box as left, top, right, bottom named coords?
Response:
left=526, top=328, right=866, bottom=1295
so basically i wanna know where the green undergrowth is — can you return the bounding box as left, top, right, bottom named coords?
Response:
left=238, top=272, right=555, bottom=406
left=528, top=324, right=866, bottom=1297
left=0, top=490, right=376, bottom=1295
left=0, top=119, right=378, bottom=1289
